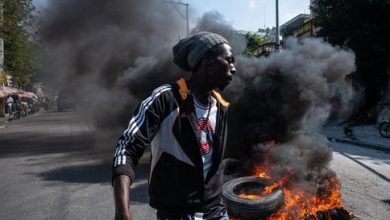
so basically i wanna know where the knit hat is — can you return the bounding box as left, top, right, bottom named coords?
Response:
left=172, top=32, right=229, bottom=71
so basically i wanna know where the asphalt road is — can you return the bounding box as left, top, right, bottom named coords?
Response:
left=329, top=141, right=390, bottom=220
left=0, top=111, right=389, bottom=220
left=0, top=111, right=154, bottom=220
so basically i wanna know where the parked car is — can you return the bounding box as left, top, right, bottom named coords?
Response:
left=57, top=89, right=77, bottom=112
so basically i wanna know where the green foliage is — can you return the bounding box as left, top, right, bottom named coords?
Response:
left=1, top=0, right=39, bottom=90
left=312, top=0, right=390, bottom=120
left=243, top=31, right=274, bottom=57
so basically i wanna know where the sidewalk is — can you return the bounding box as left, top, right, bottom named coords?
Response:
left=322, top=124, right=390, bottom=153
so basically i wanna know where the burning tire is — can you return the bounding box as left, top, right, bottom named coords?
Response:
left=222, top=176, right=284, bottom=219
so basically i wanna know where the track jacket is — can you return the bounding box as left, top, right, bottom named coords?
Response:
left=112, top=78, right=230, bottom=218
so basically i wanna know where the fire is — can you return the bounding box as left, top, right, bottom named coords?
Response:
left=239, top=170, right=292, bottom=199
left=239, top=194, right=261, bottom=200
left=265, top=176, right=344, bottom=219
left=237, top=167, right=345, bottom=219
left=236, top=140, right=347, bottom=220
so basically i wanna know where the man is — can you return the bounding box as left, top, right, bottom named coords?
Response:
left=112, top=31, right=236, bottom=220
left=7, top=96, right=14, bottom=115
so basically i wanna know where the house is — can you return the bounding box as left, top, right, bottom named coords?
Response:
left=280, top=0, right=320, bottom=40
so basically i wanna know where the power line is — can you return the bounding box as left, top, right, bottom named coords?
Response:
left=163, top=0, right=189, bottom=36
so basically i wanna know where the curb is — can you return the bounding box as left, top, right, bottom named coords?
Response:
left=327, top=137, right=390, bottom=154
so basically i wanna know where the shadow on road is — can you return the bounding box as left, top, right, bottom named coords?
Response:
left=339, top=152, right=390, bottom=183
left=382, top=199, right=390, bottom=205
left=330, top=142, right=390, bottom=166
left=39, top=162, right=112, bottom=183
left=0, top=132, right=95, bottom=158
left=37, top=159, right=151, bottom=204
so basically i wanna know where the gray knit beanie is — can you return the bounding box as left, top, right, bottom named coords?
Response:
left=172, top=31, right=229, bottom=71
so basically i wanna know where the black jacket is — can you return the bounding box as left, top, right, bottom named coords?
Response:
left=112, top=78, right=230, bottom=218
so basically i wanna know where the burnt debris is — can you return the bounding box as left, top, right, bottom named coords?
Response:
left=305, top=207, right=354, bottom=220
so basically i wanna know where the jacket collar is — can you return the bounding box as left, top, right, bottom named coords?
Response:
left=175, top=78, right=230, bottom=108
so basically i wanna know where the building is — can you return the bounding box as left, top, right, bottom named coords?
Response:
left=280, top=1, right=320, bottom=40
left=292, top=18, right=320, bottom=39
left=280, top=14, right=311, bottom=37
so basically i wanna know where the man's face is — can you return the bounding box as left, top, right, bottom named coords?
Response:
left=207, top=43, right=236, bottom=91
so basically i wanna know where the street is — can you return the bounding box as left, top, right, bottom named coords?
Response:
left=0, top=111, right=389, bottom=220
left=0, top=111, right=155, bottom=220
left=329, top=142, right=390, bottom=219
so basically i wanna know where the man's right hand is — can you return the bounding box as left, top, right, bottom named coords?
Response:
left=113, top=175, right=132, bottom=220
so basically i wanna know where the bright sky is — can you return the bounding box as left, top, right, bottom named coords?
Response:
left=187, top=0, right=311, bottom=31
left=33, top=0, right=311, bottom=32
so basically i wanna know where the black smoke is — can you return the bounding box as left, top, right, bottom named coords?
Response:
left=226, top=38, right=355, bottom=193
left=38, top=0, right=188, bottom=149
left=38, top=1, right=357, bottom=194
left=38, top=1, right=248, bottom=152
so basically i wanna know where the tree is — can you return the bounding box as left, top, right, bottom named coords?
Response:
left=1, top=0, right=39, bottom=90
left=243, top=31, right=275, bottom=57
left=312, top=0, right=390, bottom=122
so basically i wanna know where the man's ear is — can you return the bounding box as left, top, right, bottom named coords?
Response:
left=206, top=57, right=216, bottom=65
left=196, top=57, right=214, bottom=74
left=198, top=59, right=213, bottom=78
left=202, top=57, right=216, bottom=72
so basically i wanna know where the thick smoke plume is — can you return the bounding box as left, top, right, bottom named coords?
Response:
left=38, top=0, right=357, bottom=196
left=38, top=0, right=246, bottom=152
left=39, top=0, right=189, bottom=149
left=226, top=38, right=356, bottom=193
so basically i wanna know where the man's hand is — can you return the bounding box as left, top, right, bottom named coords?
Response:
left=114, top=175, right=132, bottom=220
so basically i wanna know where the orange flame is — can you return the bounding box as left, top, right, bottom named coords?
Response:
left=234, top=141, right=346, bottom=220
left=239, top=194, right=261, bottom=200
left=266, top=176, right=344, bottom=219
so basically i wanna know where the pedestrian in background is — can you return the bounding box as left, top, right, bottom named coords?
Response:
left=6, top=96, right=14, bottom=116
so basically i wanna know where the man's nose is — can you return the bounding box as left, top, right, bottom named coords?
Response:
left=230, top=63, right=236, bottom=74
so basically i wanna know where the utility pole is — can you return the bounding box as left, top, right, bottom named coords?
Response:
left=263, top=3, right=266, bottom=29
left=275, top=0, right=280, bottom=51
left=164, top=0, right=190, bottom=36
left=186, top=3, right=189, bottom=35
left=0, top=2, right=4, bottom=72
left=0, top=2, right=5, bottom=87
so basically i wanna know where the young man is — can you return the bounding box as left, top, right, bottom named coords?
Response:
left=112, top=32, right=236, bottom=220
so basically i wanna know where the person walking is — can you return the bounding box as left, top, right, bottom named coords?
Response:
left=112, top=32, right=237, bottom=220
left=6, top=96, right=14, bottom=116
